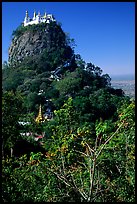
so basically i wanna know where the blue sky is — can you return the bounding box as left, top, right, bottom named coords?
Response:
left=2, top=2, right=135, bottom=76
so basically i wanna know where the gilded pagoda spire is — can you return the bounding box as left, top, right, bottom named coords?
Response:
left=35, top=104, right=44, bottom=123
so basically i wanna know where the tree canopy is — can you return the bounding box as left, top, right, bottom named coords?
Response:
left=2, top=21, right=135, bottom=202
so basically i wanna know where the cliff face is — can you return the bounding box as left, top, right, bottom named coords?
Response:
left=8, top=31, right=48, bottom=65
left=8, top=22, right=66, bottom=66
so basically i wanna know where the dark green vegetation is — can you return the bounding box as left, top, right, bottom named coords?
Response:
left=2, top=21, right=135, bottom=202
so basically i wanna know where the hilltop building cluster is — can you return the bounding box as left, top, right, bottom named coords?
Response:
left=24, top=10, right=56, bottom=27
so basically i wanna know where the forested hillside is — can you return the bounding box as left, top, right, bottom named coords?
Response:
left=2, top=20, right=135, bottom=202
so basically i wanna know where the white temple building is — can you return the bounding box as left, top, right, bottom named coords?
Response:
left=23, top=10, right=56, bottom=27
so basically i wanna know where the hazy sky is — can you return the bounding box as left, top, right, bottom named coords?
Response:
left=2, top=2, right=135, bottom=76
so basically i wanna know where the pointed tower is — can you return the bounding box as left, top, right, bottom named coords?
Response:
left=35, top=104, right=44, bottom=123
left=24, top=10, right=30, bottom=26
left=43, top=10, right=47, bottom=18
left=26, top=10, right=29, bottom=18
left=36, top=11, right=41, bottom=23
left=33, top=10, right=36, bottom=20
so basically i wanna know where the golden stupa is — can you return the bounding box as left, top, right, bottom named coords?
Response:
left=35, top=104, right=44, bottom=123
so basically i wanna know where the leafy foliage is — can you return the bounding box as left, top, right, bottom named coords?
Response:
left=2, top=19, right=134, bottom=202
left=2, top=91, right=23, bottom=157
left=2, top=98, right=135, bottom=202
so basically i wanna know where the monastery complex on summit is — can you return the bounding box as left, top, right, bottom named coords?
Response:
left=23, top=10, right=56, bottom=27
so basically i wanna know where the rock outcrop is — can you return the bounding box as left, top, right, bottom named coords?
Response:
left=8, top=22, right=66, bottom=66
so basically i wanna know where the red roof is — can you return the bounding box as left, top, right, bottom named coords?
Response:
left=35, top=135, right=43, bottom=138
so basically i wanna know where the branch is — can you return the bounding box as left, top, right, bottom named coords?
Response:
left=79, top=171, right=84, bottom=192
left=71, top=173, right=88, bottom=200
left=77, top=161, right=89, bottom=170
left=61, top=154, right=66, bottom=175
left=47, top=167, right=87, bottom=201
left=88, top=132, right=98, bottom=201
left=116, top=164, right=121, bottom=174
left=85, top=142, right=94, bottom=155
left=88, top=156, right=96, bottom=201
left=75, top=149, right=88, bottom=157
left=92, top=189, right=107, bottom=202
left=96, top=121, right=124, bottom=159
left=47, top=168, right=71, bottom=187
left=94, top=168, right=100, bottom=199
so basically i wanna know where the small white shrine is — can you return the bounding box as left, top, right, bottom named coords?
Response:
left=24, top=10, right=56, bottom=27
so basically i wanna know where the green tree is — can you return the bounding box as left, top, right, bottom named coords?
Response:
left=2, top=98, right=135, bottom=202
left=46, top=99, right=135, bottom=202
left=55, top=68, right=83, bottom=96
left=89, top=88, right=117, bottom=120
left=2, top=91, right=23, bottom=157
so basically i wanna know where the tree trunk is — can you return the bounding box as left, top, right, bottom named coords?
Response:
left=11, top=147, right=13, bottom=157
left=2, top=143, right=4, bottom=159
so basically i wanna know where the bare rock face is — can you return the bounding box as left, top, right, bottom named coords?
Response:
left=8, top=22, right=65, bottom=66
